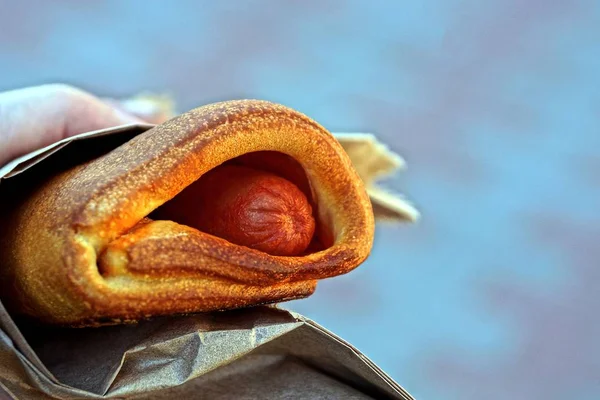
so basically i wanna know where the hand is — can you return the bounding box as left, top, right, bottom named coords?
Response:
left=0, top=84, right=161, bottom=166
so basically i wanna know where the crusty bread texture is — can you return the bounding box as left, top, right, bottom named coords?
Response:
left=0, top=100, right=374, bottom=326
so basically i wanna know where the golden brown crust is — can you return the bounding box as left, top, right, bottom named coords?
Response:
left=0, top=100, right=374, bottom=326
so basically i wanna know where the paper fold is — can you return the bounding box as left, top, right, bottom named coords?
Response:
left=1, top=304, right=414, bottom=399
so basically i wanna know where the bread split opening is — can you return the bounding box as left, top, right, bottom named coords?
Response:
left=150, top=151, right=333, bottom=256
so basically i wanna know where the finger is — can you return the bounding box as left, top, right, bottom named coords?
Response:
left=0, top=84, right=143, bottom=166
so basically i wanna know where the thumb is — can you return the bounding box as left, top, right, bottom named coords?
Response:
left=0, top=84, right=143, bottom=166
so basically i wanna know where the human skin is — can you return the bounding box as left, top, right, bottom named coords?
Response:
left=0, top=84, right=147, bottom=166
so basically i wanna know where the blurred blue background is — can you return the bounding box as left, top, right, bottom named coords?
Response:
left=1, top=1, right=599, bottom=399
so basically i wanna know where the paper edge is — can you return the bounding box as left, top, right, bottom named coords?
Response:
left=289, top=311, right=415, bottom=400
left=0, top=123, right=156, bottom=180
left=105, top=317, right=307, bottom=397
left=369, top=186, right=420, bottom=222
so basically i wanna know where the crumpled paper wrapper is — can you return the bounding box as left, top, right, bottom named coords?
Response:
left=0, top=101, right=417, bottom=399
left=0, top=302, right=414, bottom=399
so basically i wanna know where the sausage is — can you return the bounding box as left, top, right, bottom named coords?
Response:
left=157, top=164, right=316, bottom=256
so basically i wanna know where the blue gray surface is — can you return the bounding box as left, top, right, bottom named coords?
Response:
left=1, top=1, right=599, bottom=398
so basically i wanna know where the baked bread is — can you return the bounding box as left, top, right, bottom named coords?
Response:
left=0, top=100, right=375, bottom=326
